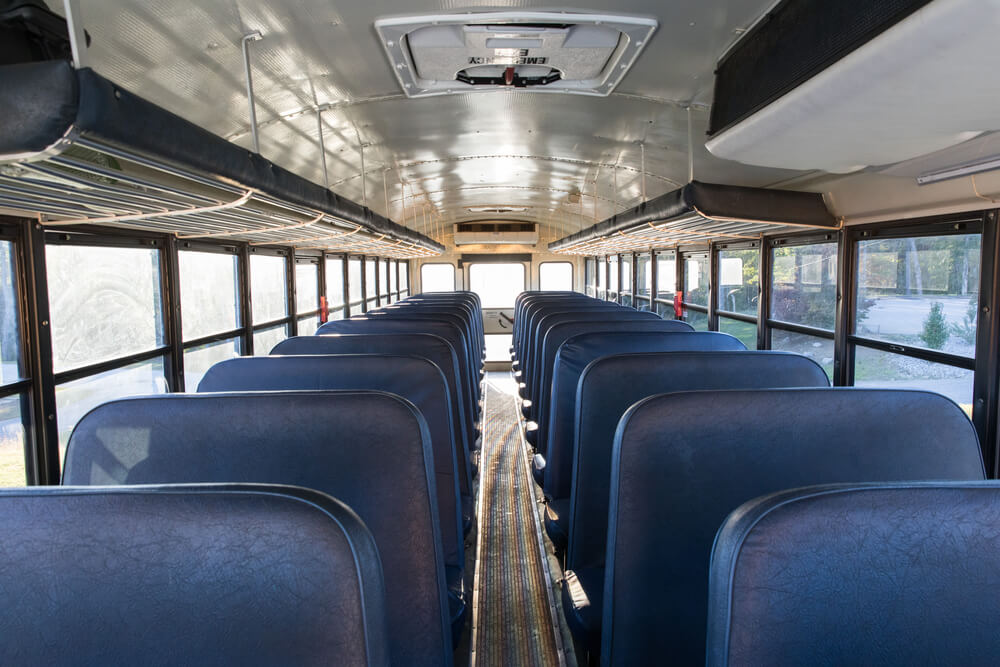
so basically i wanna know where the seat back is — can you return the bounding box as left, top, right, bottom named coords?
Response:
left=532, top=317, right=692, bottom=424
left=569, top=351, right=830, bottom=573
left=63, top=391, right=452, bottom=667
left=0, top=484, right=389, bottom=666
left=197, top=355, right=466, bottom=571
left=604, top=389, right=986, bottom=666
left=541, top=332, right=745, bottom=491
left=317, top=318, right=477, bottom=423
left=707, top=482, right=1000, bottom=666
left=272, top=333, right=472, bottom=461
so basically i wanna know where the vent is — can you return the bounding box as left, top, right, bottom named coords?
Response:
left=454, top=221, right=539, bottom=245
left=375, top=11, right=657, bottom=97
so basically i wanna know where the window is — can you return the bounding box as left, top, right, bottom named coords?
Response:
left=48, top=245, right=165, bottom=371
left=389, top=260, right=398, bottom=297
left=364, top=258, right=377, bottom=301
left=585, top=258, right=596, bottom=296
left=719, top=317, right=757, bottom=349
left=348, top=258, right=363, bottom=306
left=540, top=262, right=573, bottom=291
left=0, top=394, right=26, bottom=487
left=851, top=232, right=980, bottom=412
left=772, top=330, right=834, bottom=380
left=608, top=255, right=619, bottom=299
left=684, top=255, right=709, bottom=306
left=250, top=254, right=287, bottom=324
left=421, top=263, right=456, bottom=292
left=298, top=316, right=319, bottom=336
left=636, top=254, right=652, bottom=299
left=295, top=261, right=319, bottom=315
left=184, top=338, right=239, bottom=391
left=253, top=324, right=288, bottom=356
left=771, top=242, right=838, bottom=330
left=56, top=357, right=168, bottom=461
left=597, top=258, right=606, bottom=299
left=179, top=250, right=239, bottom=341
left=380, top=259, right=390, bottom=301
left=684, top=308, right=709, bottom=331
left=718, top=249, right=759, bottom=317
left=469, top=263, right=525, bottom=308
left=0, top=241, right=23, bottom=384
left=855, top=234, right=980, bottom=354
left=325, top=256, right=345, bottom=309
left=621, top=254, right=633, bottom=306
left=399, top=260, right=409, bottom=296
left=656, top=253, right=676, bottom=297
left=0, top=240, right=25, bottom=486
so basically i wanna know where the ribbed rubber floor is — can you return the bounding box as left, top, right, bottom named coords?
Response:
left=472, top=373, right=564, bottom=667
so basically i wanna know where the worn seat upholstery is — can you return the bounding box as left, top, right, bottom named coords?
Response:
left=0, top=484, right=389, bottom=666
left=707, top=482, right=1000, bottom=667
left=196, top=354, right=469, bottom=637
left=561, top=351, right=830, bottom=654
left=63, top=391, right=453, bottom=667
left=603, top=389, right=986, bottom=666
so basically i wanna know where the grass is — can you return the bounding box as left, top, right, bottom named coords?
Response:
left=0, top=433, right=25, bottom=486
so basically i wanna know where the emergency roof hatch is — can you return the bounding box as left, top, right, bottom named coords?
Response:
left=375, top=11, right=657, bottom=97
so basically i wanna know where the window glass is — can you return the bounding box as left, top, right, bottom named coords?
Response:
left=540, top=262, right=573, bottom=291
left=328, top=308, right=345, bottom=321
left=325, top=257, right=345, bottom=307
left=250, top=254, right=287, bottom=324
left=365, top=259, right=377, bottom=299
left=655, top=300, right=676, bottom=320
left=608, top=256, right=619, bottom=295
left=399, top=261, right=409, bottom=292
left=657, top=255, right=676, bottom=296
left=184, top=338, right=239, bottom=391
left=597, top=259, right=606, bottom=299
left=719, top=317, right=757, bottom=349
left=56, top=357, right=167, bottom=463
left=348, top=258, right=363, bottom=303
left=469, top=263, right=526, bottom=308
left=485, top=334, right=512, bottom=363
left=853, top=344, right=973, bottom=414
left=253, top=324, right=288, bottom=356
left=298, top=316, right=319, bottom=336
left=421, top=264, right=456, bottom=292
left=621, top=255, right=633, bottom=293
left=771, top=242, right=838, bottom=330
left=380, top=260, right=390, bottom=298
left=718, top=248, right=759, bottom=317
left=684, top=256, right=710, bottom=306
left=772, top=330, right=835, bottom=380
left=0, top=241, right=23, bottom=383
left=295, top=262, right=319, bottom=315
left=856, top=234, right=980, bottom=357
left=48, top=245, right=165, bottom=372
left=636, top=255, right=651, bottom=298
left=684, top=308, right=709, bottom=331
left=179, top=250, right=238, bottom=341
left=389, top=260, right=398, bottom=295
left=585, top=258, right=596, bottom=296
left=0, top=394, right=26, bottom=486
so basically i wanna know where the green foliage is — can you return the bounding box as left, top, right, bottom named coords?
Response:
left=949, top=293, right=979, bottom=345
left=920, top=301, right=949, bottom=350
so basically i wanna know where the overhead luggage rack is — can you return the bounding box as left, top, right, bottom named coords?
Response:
left=548, top=181, right=839, bottom=255
left=0, top=60, right=444, bottom=258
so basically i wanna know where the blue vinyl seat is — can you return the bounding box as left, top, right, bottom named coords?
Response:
left=602, top=389, right=985, bottom=666
left=0, top=484, right=390, bottom=666
left=706, top=482, right=1000, bottom=667
left=63, top=391, right=454, bottom=666
left=561, top=351, right=830, bottom=655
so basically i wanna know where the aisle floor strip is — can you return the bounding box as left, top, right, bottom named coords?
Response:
left=471, top=373, right=565, bottom=667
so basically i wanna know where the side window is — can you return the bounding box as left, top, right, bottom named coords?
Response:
left=421, top=263, right=456, bottom=292
left=179, top=249, right=241, bottom=390
left=540, top=262, right=573, bottom=291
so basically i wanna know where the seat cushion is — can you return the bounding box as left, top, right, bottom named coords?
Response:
left=561, top=566, right=604, bottom=653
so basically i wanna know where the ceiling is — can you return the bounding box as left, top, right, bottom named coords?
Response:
left=56, top=0, right=819, bottom=244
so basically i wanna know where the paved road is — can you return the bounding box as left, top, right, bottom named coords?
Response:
left=860, top=295, right=973, bottom=337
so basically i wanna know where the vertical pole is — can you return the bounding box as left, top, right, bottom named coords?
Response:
left=833, top=228, right=855, bottom=387
left=287, top=249, right=298, bottom=336
left=238, top=244, right=254, bottom=356
left=973, top=210, right=1000, bottom=475
left=708, top=244, right=719, bottom=331
left=757, top=240, right=772, bottom=351
left=61, top=0, right=88, bottom=69
left=640, top=142, right=647, bottom=203
left=21, top=220, right=59, bottom=484
left=241, top=31, right=264, bottom=154
left=687, top=106, right=695, bottom=184
left=163, top=236, right=185, bottom=392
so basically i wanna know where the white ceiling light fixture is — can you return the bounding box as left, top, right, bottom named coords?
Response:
left=374, top=11, right=657, bottom=98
